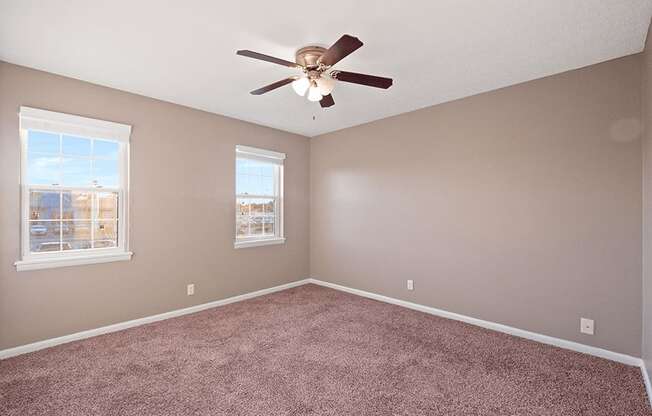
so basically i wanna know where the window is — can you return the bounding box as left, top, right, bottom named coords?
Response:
left=235, top=145, right=285, bottom=248
left=15, top=107, right=132, bottom=271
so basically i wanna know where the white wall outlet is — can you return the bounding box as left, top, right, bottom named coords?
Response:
left=187, top=284, right=195, bottom=296
left=580, top=317, right=594, bottom=335
left=407, top=280, right=414, bottom=291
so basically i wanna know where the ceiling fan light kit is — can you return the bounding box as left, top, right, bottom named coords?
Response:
left=291, top=77, right=310, bottom=96
left=316, top=76, right=335, bottom=96
left=236, top=34, right=393, bottom=109
left=307, top=83, right=323, bottom=102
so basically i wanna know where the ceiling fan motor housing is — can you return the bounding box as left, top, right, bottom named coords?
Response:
left=295, top=46, right=327, bottom=69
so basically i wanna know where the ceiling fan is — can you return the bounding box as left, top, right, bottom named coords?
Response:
left=236, top=34, right=393, bottom=108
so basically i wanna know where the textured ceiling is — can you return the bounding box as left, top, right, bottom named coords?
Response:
left=1, top=0, right=651, bottom=137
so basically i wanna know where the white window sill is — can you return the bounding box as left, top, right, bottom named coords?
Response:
left=234, top=238, right=286, bottom=249
left=15, top=251, right=133, bottom=271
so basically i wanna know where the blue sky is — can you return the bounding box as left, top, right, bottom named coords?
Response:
left=27, top=131, right=119, bottom=187
left=236, top=158, right=274, bottom=196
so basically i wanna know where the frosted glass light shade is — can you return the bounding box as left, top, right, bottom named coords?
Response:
left=291, top=77, right=310, bottom=96
left=307, top=85, right=322, bottom=102
left=317, top=76, right=335, bottom=95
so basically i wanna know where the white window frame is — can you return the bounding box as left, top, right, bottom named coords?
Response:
left=234, top=145, right=285, bottom=249
left=15, top=107, right=132, bottom=271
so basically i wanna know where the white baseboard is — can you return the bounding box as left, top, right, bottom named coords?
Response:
left=2, top=275, right=649, bottom=409
left=642, top=360, right=652, bottom=408
left=0, top=278, right=310, bottom=360
left=1, top=275, right=647, bottom=384
left=307, top=278, right=643, bottom=367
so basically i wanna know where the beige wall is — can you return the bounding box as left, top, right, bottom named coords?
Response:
left=310, top=55, right=643, bottom=356
left=0, top=61, right=310, bottom=350
left=642, top=23, right=652, bottom=379
left=1, top=53, right=646, bottom=358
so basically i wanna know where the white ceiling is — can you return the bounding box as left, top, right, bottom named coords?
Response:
left=1, top=1, right=651, bottom=137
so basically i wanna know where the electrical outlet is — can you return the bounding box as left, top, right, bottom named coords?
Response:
left=580, top=318, right=594, bottom=335
left=187, top=284, right=195, bottom=296
left=407, top=280, right=414, bottom=291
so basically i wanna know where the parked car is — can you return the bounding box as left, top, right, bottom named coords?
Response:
left=30, top=224, right=48, bottom=236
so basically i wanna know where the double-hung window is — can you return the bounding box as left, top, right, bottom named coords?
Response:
left=15, top=107, right=132, bottom=271
left=235, top=145, right=285, bottom=249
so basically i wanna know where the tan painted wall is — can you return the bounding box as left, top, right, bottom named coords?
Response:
left=642, top=23, right=652, bottom=378
left=1, top=53, right=645, bottom=357
left=310, top=55, right=643, bottom=356
left=0, top=61, right=310, bottom=350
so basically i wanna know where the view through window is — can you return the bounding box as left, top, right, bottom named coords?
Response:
left=26, top=131, right=121, bottom=253
left=17, top=107, right=131, bottom=271
left=235, top=146, right=284, bottom=247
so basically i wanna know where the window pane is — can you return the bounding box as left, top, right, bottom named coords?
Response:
left=236, top=158, right=275, bottom=196
left=27, top=153, right=61, bottom=185
left=236, top=172, right=249, bottom=194
left=235, top=159, right=248, bottom=194
left=237, top=199, right=249, bottom=216
left=93, top=221, right=117, bottom=248
left=236, top=198, right=250, bottom=237
left=250, top=218, right=264, bottom=236
left=250, top=199, right=267, bottom=216
left=236, top=215, right=249, bottom=238
left=252, top=198, right=274, bottom=218
left=261, top=175, right=273, bottom=195
left=63, top=221, right=92, bottom=250
left=23, top=122, right=126, bottom=257
left=236, top=197, right=275, bottom=239
left=262, top=199, right=275, bottom=236
left=94, top=140, right=119, bottom=159
left=261, top=164, right=274, bottom=194
left=62, top=191, right=92, bottom=220
left=28, top=131, right=59, bottom=154
left=29, top=221, right=60, bottom=253
left=62, top=157, right=92, bottom=186
left=29, top=191, right=60, bottom=220
left=55, top=221, right=75, bottom=237
left=93, top=240, right=116, bottom=249
left=97, top=192, right=118, bottom=219
left=62, top=135, right=91, bottom=156
left=93, top=158, right=119, bottom=188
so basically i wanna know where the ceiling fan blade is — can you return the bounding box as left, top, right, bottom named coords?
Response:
left=331, top=71, right=393, bottom=89
left=250, top=77, right=297, bottom=95
left=319, top=35, right=363, bottom=67
left=320, top=94, right=335, bottom=108
left=236, top=50, right=299, bottom=68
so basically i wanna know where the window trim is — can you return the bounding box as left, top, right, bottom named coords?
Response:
left=15, top=107, right=132, bottom=271
left=234, top=145, right=285, bottom=249
left=233, top=237, right=286, bottom=249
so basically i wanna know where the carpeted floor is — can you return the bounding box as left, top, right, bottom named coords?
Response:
left=0, top=283, right=650, bottom=415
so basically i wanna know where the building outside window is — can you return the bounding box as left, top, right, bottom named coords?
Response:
left=235, top=145, right=285, bottom=249
left=15, top=107, right=132, bottom=271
